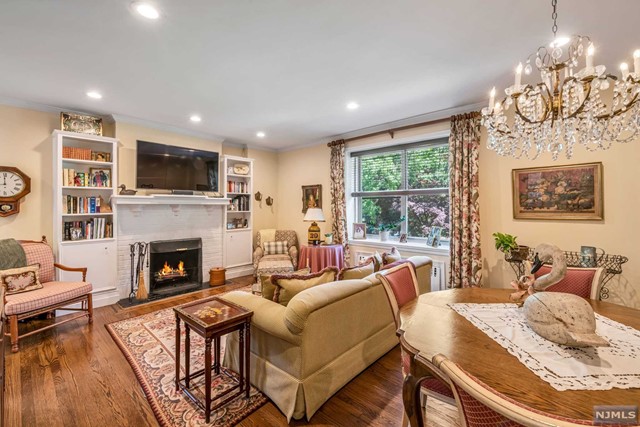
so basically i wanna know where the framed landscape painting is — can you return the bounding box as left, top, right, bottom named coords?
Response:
left=512, top=162, right=603, bottom=220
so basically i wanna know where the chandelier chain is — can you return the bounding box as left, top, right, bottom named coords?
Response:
left=551, top=0, right=558, bottom=37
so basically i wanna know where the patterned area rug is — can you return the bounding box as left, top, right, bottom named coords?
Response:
left=106, top=287, right=267, bottom=426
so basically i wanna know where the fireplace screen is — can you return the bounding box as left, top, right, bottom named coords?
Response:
left=149, top=238, right=202, bottom=296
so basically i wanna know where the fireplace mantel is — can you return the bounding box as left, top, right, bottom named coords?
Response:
left=111, top=194, right=230, bottom=215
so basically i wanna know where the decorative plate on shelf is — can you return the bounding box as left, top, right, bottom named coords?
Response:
left=60, top=112, right=103, bottom=136
left=233, top=164, right=250, bottom=175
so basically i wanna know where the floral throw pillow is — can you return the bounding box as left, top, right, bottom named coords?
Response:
left=1, top=264, right=43, bottom=295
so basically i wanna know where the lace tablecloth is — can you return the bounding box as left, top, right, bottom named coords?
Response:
left=449, top=303, right=640, bottom=391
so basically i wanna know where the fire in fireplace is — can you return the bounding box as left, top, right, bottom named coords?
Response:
left=149, top=238, right=202, bottom=297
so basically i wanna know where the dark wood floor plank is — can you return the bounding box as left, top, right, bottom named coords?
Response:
left=5, top=276, right=457, bottom=426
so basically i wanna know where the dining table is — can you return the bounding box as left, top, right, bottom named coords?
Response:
left=398, top=288, right=640, bottom=426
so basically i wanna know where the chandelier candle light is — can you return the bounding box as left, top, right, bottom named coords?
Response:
left=482, top=0, right=640, bottom=160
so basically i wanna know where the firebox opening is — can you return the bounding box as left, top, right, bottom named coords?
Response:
left=149, top=238, right=202, bottom=297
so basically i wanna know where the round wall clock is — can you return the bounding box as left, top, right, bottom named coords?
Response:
left=0, top=166, right=31, bottom=217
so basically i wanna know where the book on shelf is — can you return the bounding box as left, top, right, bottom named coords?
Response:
left=62, top=147, right=111, bottom=162
left=63, top=218, right=112, bottom=241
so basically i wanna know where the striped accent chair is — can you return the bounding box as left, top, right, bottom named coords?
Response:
left=376, top=263, right=455, bottom=427
left=3, top=237, right=92, bottom=352
left=433, top=353, right=605, bottom=427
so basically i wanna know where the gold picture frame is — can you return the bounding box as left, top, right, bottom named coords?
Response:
left=302, top=184, right=322, bottom=213
left=60, top=112, right=103, bottom=136
left=512, top=162, right=603, bottom=220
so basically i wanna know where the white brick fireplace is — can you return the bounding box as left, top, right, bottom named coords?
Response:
left=112, top=195, right=228, bottom=300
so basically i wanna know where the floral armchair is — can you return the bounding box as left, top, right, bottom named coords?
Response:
left=253, top=229, right=299, bottom=278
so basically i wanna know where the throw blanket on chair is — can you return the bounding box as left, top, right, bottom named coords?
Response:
left=0, top=238, right=27, bottom=270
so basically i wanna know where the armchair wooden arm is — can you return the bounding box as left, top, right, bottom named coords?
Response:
left=54, top=263, right=87, bottom=281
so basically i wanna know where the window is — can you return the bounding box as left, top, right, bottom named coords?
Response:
left=350, top=137, right=450, bottom=241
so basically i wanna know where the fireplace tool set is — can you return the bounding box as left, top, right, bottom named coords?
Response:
left=129, top=242, right=149, bottom=301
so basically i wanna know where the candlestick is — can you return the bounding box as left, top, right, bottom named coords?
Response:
left=515, top=63, right=523, bottom=88
left=489, top=87, right=496, bottom=112
left=620, top=62, right=629, bottom=80
left=586, top=43, right=595, bottom=75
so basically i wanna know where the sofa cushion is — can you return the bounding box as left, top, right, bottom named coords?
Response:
left=263, top=240, right=289, bottom=255
left=382, top=247, right=402, bottom=265
left=380, top=259, right=414, bottom=270
left=271, top=267, right=338, bottom=306
left=261, top=267, right=310, bottom=300
left=5, top=280, right=92, bottom=316
left=338, top=258, right=374, bottom=281
left=370, top=252, right=384, bottom=272
left=1, top=264, right=43, bottom=295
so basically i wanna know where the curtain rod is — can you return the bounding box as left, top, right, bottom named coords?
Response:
left=327, top=116, right=451, bottom=147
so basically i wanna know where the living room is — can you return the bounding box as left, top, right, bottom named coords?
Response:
left=1, top=1, right=640, bottom=426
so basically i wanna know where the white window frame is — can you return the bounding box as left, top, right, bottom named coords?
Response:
left=345, top=130, right=451, bottom=252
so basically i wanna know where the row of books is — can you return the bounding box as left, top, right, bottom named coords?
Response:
left=63, top=168, right=111, bottom=187
left=62, top=146, right=111, bottom=162
left=63, top=195, right=109, bottom=214
left=228, top=195, right=250, bottom=211
left=63, top=219, right=113, bottom=241
left=227, top=180, right=248, bottom=193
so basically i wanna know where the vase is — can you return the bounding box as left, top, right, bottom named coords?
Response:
left=380, top=231, right=390, bottom=242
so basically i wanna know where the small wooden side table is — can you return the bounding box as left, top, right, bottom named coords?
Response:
left=174, top=296, right=252, bottom=423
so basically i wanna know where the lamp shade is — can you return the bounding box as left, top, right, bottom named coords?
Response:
left=303, top=208, right=325, bottom=222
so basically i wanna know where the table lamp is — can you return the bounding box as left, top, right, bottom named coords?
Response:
left=303, top=208, right=325, bottom=245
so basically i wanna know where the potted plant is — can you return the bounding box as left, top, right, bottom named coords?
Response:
left=492, top=232, right=529, bottom=261
left=377, top=217, right=405, bottom=242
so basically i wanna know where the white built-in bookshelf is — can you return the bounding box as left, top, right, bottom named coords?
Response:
left=222, top=155, right=253, bottom=275
left=52, top=130, right=120, bottom=305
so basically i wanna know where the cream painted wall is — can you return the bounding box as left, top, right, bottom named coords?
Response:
left=276, top=143, right=332, bottom=244
left=248, top=148, right=278, bottom=244
left=0, top=105, right=59, bottom=240
left=479, top=130, right=640, bottom=308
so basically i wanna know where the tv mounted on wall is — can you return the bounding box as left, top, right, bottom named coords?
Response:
left=136, top=140, right=219, bottom=193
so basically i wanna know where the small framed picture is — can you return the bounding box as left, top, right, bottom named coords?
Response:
left=426, top=226, right=442, bottom=247
left=70, top=227, right=83, bottom=241
left=399, top=233, right=408, bottom=243
left=89, top=168, right=111, bottom=188
left=352, top=223, right=367, bottom=239
left=302, top=184, right=322, bottom=213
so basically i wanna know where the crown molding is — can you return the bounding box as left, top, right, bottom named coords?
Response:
left=0, top=95, right=106, bottom=117
left=278, top=101, right=485, bottom=152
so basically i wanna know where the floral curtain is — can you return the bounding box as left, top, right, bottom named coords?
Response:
left=329, top=139, right=351, bottom=266
left=449, top=112, right=482, bottom=288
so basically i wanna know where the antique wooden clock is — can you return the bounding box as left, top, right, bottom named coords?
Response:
left=0, top=166, right=31, bottom=217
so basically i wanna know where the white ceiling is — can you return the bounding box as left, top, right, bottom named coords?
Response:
left=1, top=0, right=639, bottom=149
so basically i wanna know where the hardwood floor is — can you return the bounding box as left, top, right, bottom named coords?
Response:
left=5, top=276, right=458, bottom=426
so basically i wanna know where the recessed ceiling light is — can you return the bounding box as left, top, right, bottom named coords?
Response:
left=190, top=115, right=202, bottom=123
left=346, top=102, right=360, bottom=110
left=132, top=2, right=160, bottom=20
left=86, top=91, right=102, bottom=99
left=256, top=132, right=266, bottom=138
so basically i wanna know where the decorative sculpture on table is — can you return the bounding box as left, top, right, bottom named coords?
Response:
left=510, top=243, right=567, bottom=302
left=510, top=243, right=609, bottom=347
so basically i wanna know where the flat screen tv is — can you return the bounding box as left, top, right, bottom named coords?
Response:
left=136, top=140, right=219, bottom=192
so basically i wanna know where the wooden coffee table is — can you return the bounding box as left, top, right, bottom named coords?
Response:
left=174, top=296, right=252, bottom=423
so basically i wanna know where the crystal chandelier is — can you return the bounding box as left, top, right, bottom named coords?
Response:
left=481, top=0, right=640, bottom=160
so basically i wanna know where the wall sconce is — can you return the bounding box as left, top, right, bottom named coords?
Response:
left=254, top=191, right=262, bottom=201
left=266, top=196, right=273, bottom=206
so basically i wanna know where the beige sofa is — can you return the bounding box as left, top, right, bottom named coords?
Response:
left=222, top=256, right=433, bottom=421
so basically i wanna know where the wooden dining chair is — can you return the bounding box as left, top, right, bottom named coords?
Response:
left=527, top=263, right=605, bottom=300
left=432, top=353, right=603, bottom=427
left=376, top=263, right=454, bottom=426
